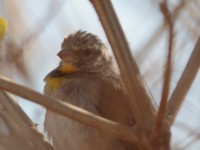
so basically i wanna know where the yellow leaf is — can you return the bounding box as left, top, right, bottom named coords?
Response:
left=0, top=17, right=7, bottom=40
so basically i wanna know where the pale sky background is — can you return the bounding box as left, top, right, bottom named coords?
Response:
left=1, top=0, right=200, bottom=149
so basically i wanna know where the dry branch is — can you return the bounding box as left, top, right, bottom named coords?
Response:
left=0, top=75, right=142, bottom=146
left=0, top=91, right=53, bottom=150
left=90, top=0, right=155, bottom=126
left=166, top=37, right=200, bottom=127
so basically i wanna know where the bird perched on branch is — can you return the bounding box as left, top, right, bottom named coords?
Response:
left=44, top=31, right=137, bottom=150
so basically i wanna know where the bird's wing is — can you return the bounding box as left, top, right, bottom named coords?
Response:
left=96, top=77, right=138, bottom=150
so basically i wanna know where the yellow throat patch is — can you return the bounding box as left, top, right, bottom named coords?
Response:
left=45, top=63, right=77, bottom=91
left=58, top=63, right=77, bottom=73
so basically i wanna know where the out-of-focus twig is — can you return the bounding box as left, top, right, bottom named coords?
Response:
left=90, top=0, right=155, bottom=127
left=0, top=75, right=142, bottom=146
left=183, top=1, right=200, bottom=40
left=21, top=0, right=66, bottom=46
left=154, top=0, right=174, bottom=132
left=173, top=123, right=200, bottom=150
left=165, top=36, right=200, bottom=127
left=136, top=0, right=186, bottom=65
left=2, top=1, right=65, bottom=81
left=4, top=41, right=29, bottom=80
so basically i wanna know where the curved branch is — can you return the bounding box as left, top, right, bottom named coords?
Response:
left=0, top=75, right=141, bottom=146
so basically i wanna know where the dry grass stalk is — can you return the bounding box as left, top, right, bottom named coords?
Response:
left=165, top=36, right=200, bottom=127
left=90, top=0, right=156, bottom=127
left=154, top=0, right=174, bottom=132
left=0, top=76, right=142, bottom=146
left=0, top=91, right=53, bottom=150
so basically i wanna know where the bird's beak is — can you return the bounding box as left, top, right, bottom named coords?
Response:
left=57, top=50, right=68, bottom=59
left=57, top=50, right=74, bottom=64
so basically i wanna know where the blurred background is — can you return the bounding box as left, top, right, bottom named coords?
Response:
left=0, top=0, right=200, bottom=149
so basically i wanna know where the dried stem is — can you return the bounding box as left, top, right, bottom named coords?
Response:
left=165, top=37, right=200, bottom=127
left=0, top=91, right=53, bottom=150
left=0, top=75, right=141, bottom=146
left=90, top=0, right=155, bottom=126
left=154, top=0, right=174, bottom=132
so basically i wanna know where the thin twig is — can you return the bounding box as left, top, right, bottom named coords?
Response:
left=136, top=0, right=186, bottom=64
left=165, top=36, right=200, bottom=127
left=0, top=75, right=141, bottom=146
left=154, top=0, right=174, bottom=132
left=90, top=0, right=155, bottom=126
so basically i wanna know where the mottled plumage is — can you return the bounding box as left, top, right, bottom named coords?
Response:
left=44, top=31, right=137, bottom=150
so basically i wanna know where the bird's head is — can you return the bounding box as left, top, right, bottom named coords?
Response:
left=57, top=31, right=112, bottom=73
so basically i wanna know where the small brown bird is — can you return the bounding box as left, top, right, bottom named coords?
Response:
left=44, top=31, right=136, bottom=150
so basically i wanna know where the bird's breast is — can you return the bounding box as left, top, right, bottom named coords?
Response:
left=45, top=77, right=65, bottom=92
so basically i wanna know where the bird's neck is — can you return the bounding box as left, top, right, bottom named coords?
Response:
left=58, top=62, right=77, bottom=73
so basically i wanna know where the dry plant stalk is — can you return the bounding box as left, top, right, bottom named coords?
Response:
left=0, top=76, right=141, bottom=146
left=90, top=0, right=155, bottom=127
left=90, top=0, right=199, bottom=149
left=166, top=36, right=200, bottom=127
left=0, top=91, right=53, bottom=150
left=154, top=0, right=174, bottom=132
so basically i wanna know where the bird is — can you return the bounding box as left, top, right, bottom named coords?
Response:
left=44, top=31, right=137, bottom=150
